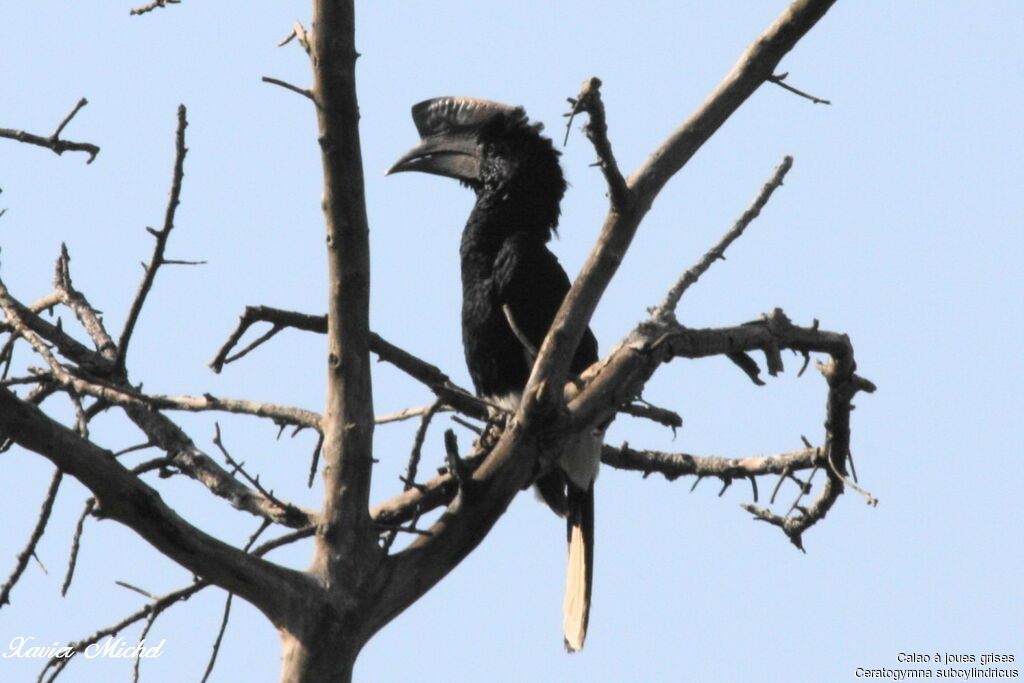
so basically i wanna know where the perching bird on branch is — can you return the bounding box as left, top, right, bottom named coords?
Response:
left=388, top=96, right=601, bottom=652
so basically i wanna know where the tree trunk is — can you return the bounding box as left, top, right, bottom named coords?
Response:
left=278, top=616, right=365, bottom=683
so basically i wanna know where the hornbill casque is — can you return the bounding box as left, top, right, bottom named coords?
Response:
left=388, top=96, right=602, bottom=652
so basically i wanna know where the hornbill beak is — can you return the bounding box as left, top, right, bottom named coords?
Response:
left=386, top=133, right=481, bottom=182
left=386, top=96, right=523, bottom=182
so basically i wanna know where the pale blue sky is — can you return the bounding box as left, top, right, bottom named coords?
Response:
left=2, top=2, right=1021, bottom=682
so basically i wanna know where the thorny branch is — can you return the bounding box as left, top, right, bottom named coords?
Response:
left=0, top=98, right=99, bottom=163
left=603, top=443, right=821, bottom=482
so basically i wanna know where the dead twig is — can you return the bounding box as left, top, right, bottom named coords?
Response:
left=768, top=72, right=831, bottom=105
left=117, top=104, right=188, bottom=372
left=199, top=593, right=233, bottom=683
left=211, top=305, right=489, bottom=420
left=213, top=423, right=304, bottom=520
left=61, top=498, right=95, bottom=596
left=38, top=581, right=207, bottom=682
left=306, top=432, right=324, bottom=488
left=0, top=468, right=62, bottom=608
left=377, top=403, right=451, bottom=425
left=565, top=77, right=630, bottom=211
left=262, top=76, right=316, bottom=104
left=129, top=0, right=181, bottom=16
left=54, top=245, right=117, bottom=364
left=400, top=399, right=446, bottom=492
left=618, top=400, right=683, bottom=431
left=0, top=98, right=99, bottom=163
left=115, top=580, right=157, bottom=600
left=653, top=156, right=794, bottom=321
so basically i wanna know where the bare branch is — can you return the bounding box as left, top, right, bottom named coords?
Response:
left=376, top=403, right=450, bottom=425
left=277, top=28, right=298, bottom=47
left=129, top=0, right=181, bottom=16
left=262, top=76, right=316, bottom=104
left=617, top=400, right=683, bottom=430
left=0, top=98, right=99, bottom=163
left=54, top=244, right=117, bottom=362
left=131, top=605, right=159, bottom=682
left=653, top=155, right=794, bottom=321
left=0, top=468, right=62, bottom=608
left=20, top=344, right=321, bottom=433
left=117, top=104, right=188, bottom=372
left=123, top=405, right=318, bottom=528
left=213, top=423, right=308, bottom=523
left=369, top=447, right=487, bottom=529
left=115, top=580, right=157, bottom=600
left=306, top=432, right=324, bottom=488
left=565, top=77, right=629, bottom=210
left=567, top=308, right=875, bottom=547
left=602, top=443, right=820, bottom=482
left=768, top=72, right=831, bottom=105
left=142, top=391, right=322, bottom=430
left=0, top=375, right=45, bottom=388
left=39, top=581, right=207, bottom=682
left=2, top=279, right=319, bottom=530
left=61, top=499, right=94, bottom=596
left=210, top=306, right=323, bottom=372
left=0, top=279, right=114, bottom=377
left=401, top=399, right=446, bottom=491
left=51, top=98, right=90, bottom=140
left=0, top=386, right=317, bottom=627
left=292, top=21, right=312, bottom=55
left=199, top=593, right=233, bottom=683
left=0, top=279, right=90, bottom=389
left=45, top=518, right=301, bottom=681
left=211, top=305, right=489, bottom=420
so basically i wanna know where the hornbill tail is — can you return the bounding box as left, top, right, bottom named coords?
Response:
left=563, top=481, right=594, bottom=652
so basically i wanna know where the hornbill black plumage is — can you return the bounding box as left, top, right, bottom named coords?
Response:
left=388, top=96, right=601, bottom=651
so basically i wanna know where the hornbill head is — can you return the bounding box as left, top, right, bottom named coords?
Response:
left=387, top=96, right=518, bottom=185
left=388, top=97, right=566, bottom=226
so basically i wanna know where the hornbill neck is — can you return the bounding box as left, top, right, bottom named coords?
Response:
left=460, top=194, right=556, bottom=254
left=462, top=152, right=565, bottom=251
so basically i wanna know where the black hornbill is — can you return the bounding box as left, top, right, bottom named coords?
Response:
left=388, top=96, right=601, bottom=652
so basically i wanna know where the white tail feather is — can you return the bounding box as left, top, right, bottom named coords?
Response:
left=563, top=522, right=588, bottom=652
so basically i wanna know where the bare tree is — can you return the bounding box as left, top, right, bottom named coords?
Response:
left=0, top=1, right=875, bottom=681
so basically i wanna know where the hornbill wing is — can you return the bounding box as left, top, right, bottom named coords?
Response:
left=493, top=233, right=598, bottom=377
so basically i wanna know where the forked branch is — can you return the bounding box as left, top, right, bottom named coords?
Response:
left=0, top=98, right=99, bottom=163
